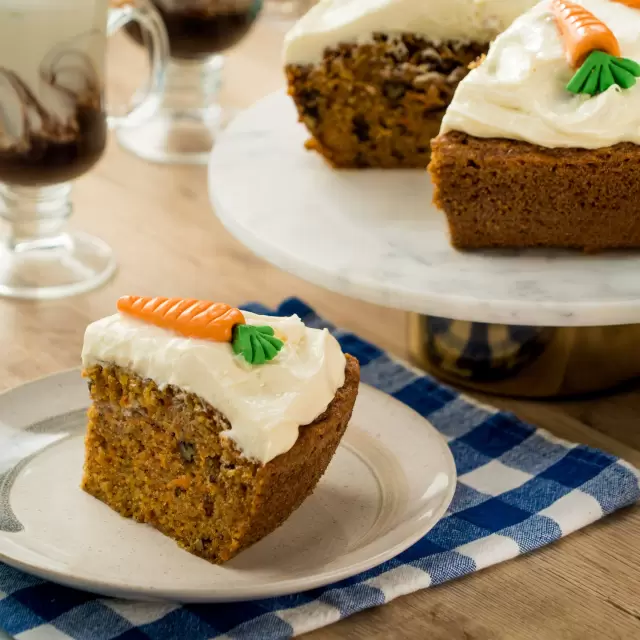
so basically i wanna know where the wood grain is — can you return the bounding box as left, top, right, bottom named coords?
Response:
left=0, top=19, right=638, bottom=640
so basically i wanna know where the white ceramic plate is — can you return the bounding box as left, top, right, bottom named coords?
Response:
left=0, top=369, right=456, bottom=603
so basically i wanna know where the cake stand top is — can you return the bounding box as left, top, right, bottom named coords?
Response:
left=209, top=91, right=640, bottom=327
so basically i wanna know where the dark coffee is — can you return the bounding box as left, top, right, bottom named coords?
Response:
left=126, top=1, right=261, bottom=60
left=0, top=104, right=107, bottom=187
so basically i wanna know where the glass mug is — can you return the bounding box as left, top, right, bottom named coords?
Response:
left=0, top=0, right=168, bottom=300
left=116, top=0, right=263, bottom=165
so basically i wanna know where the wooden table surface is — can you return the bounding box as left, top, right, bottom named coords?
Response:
left=2, top=17, right=640, bottom=640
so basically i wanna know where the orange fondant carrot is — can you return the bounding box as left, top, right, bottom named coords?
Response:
left=613, top=0, right=640, bottom=8
left=117, top=296, right=245, bottom=342
left=551, top=0, right=620, bottom=68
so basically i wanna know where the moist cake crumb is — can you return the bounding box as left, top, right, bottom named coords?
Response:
left=429, top=131, right=640, bottom=252
left=82, top=356, right=360, bottom=564
left=286, top=35, right=486, bottom=169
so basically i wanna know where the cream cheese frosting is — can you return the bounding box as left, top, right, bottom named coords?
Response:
left=283, top=0, right=537, bottom=64
left=441, top=0, right=640, bottom=148
left=82, top=311, right=346, bottom=464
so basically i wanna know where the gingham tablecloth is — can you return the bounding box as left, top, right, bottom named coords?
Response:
left=1, top=298, right=638, bottom=640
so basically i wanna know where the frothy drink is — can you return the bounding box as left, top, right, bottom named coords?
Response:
left=0, top=0, right=108, bottom=186
left=126, top=0, right=261, bottom=60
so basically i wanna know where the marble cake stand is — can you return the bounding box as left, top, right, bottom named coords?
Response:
left=208, top=91, right=640, bottom=397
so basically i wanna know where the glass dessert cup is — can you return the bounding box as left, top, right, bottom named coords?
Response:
left=0, top=0, right=168, bottom=300
left=116, top=0, right=263, bottom=165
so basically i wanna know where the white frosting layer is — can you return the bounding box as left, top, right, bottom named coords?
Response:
left=283, top=0, right=536, bottom=64
left=82, top=311, right=347, bottom=464
left=441, top=0, right=640, bottom=148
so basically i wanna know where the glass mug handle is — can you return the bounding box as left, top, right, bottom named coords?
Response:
left=106, top=3, right=169, bottom=128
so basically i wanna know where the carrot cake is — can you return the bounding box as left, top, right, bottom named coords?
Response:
left=283, top=0, right=536, bottom=168
left=429, top=0, right=640, bottom=251
left=81, top=297, right=359, bottom=564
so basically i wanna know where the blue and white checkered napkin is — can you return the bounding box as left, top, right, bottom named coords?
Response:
left=1, top=298, right=639, bottom=640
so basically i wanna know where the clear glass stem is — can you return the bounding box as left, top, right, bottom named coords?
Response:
left=2, top=184, right=72, bottom=251
left=116, top=55, right=226, bottom=165
left=0, top=184, right=116, bottom=300
left=163, top=55, right=224, bottom=114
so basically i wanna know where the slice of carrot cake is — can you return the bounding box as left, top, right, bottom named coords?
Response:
left=284, top=0, right=536, bottom=168
left=429, top=0, right=640, bottom=250
left=81, top=297, right=359, bottom=564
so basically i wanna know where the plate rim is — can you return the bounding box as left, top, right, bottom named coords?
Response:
left=0, top=368, right=457, bottom=603
left=208, top=90, right=640, bottom=328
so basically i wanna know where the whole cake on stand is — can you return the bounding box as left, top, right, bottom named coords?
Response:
left=209, top=0, right=640, bottom=397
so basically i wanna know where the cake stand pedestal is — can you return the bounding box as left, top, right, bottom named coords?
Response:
left=208, top=92, right=640, bottom=397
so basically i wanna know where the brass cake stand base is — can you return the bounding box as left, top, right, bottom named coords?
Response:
left=408, top=314, right=640, bottom=398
